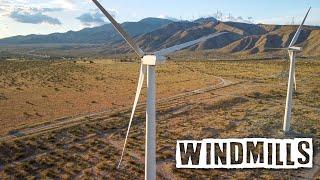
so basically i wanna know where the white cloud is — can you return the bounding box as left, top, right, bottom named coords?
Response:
left=52, top=0, right=77, bottom=10
left=9, top=7, right=62, bottom=25
left=212, top=11, right=255, bottom=24
left=77, top=8, right=117, bottom=27
left=77, top=11, right=105, bottom=27
left=0, top=0, right=68, bottom=25
left=0, top=0, right=11, bottom=16
left=157, top=15, right=179, bottom=21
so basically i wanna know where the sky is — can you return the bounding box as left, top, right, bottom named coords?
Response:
left=0, top=0, right=319, bottom=39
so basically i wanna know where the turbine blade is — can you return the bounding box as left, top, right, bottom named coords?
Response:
left=154, top=32, right=227, bottom=56
left=293, top=70, right=297, bottom=91
left=288, top=50, right=293, bottom=62
left=289, top=7, right=311, bottom=47
left=92, top=0, right=144, bottom=57
left=287, top=50, right=297, bottom=91
left=265, top=47, right=288, bottom=50
left=118, top=64, right=146, bottom=168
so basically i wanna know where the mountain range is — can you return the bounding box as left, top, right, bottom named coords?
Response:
left=0, top=17, right=319, bottom=58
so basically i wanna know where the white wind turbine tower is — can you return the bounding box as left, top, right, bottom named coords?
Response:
left=280, top=7, right=311, bottom=133
left=91, top=0, right=227, bottom=179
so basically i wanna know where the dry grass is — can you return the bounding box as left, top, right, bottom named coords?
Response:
left=0, top=59, right=220, bottom=136
left=0, top=58, right=319, bottom=179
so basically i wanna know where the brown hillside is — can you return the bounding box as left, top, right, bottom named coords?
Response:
left=214, top=22, right=245, bottom=35
left=196, top=32, right=241, bottom=50
left=2, top=19, right=319, bottom=58
left=122, top=22, right=319, bottom=57
left=219, top=35, right=261, bottom=53
left=302, top=29, right=320, bottom=56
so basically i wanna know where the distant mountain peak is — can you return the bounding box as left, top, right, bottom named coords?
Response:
left=194, top=17, right=218, bottom=24
left=138, top=17, right=173, bottom=25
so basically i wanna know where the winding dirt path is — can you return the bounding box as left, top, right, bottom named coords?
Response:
left=242, top=36, right=253, bottom=51
left=1, top=74, right=318, bottom=179
left=0, top=76, right=233, bottom=142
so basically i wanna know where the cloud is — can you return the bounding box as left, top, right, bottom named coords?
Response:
left=77, top=9, right=117, bottom=27
left=0, top=1, right=62, bottom=15
left=52, top=0, right=76, bottom=10
left=213, top=11, right=255, bottom=24
left=0, top=0, right=10, bottom=4
left=157, top=15, right=179, bottom=21
left=9, top=7, right=62, bottom=25
left=41, top=8, right=64, bottom=12
left=0, top=0, right=11, bottom=16
left=77, top=12, right=105, bottom=26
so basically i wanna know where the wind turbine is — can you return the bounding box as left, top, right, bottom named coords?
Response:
left=280, top=7, right=311, bottom=133
left=91, top=0, right=227, bottom=179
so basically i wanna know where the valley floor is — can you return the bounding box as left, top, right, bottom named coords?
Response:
left=0, top=59, right=319, bottom=179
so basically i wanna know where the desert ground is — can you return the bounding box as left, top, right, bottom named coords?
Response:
left=0, top=58, right=319, bottom=179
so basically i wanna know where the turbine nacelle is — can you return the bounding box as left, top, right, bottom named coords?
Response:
left=142, top=55, right=166, bottom=66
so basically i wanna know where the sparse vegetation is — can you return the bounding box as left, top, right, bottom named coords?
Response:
left=0, top=58, right=319, bottom=179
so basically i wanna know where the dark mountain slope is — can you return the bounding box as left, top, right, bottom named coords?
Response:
left=194, top=17, right=218, bottom=24
left=135, top=21, right=200, bottom=52
left=0, top=18, right=173, bottom=45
